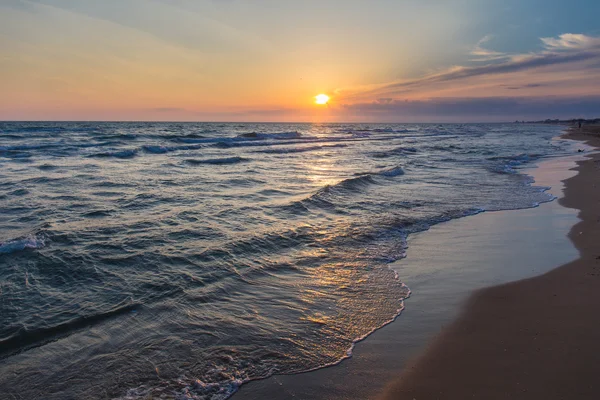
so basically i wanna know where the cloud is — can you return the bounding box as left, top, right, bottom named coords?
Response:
left=502, top=83, right=545, bottom=90
left=470, top=35, right=507, bottom=62
left=343, top=33, right=600, bottom=102
left=337, top=96, right=600, bottom=122
left=541, top=33, right=600, bottom=51
left=364, top=52, right=597, bottom=97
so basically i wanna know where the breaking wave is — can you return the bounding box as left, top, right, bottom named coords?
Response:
left=0, top=236, right=45, bottom=255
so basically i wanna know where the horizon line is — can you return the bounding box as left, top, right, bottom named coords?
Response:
left=0, top=119, right=591, bottom=124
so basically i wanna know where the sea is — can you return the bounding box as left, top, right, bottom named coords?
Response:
left=0, top=122, right=573, bottom=399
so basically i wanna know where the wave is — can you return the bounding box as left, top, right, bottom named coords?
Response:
left=37, top=164, right=59, bottom=171
left=371, top=146, right=418, bottom=158
left=143, top=143, right=204, bottom=154
left=122, top=378, right=245, bottom=400
left=487, top=153, right=540, bottom=162
left=0, top=153, right=32, bottom=161
left=354, top=166, right=405, bottom=178
left=142, top=145, right=169, bottom=154
left=8, top=188, right=29, bottom=196
left=237, top=131, right=303, bottom=140
left=185, top=156, right=248, bottom=165
left=426, top=144, right=460, bottom=151
left=349, top=128, right=415, bottom=134
left=122, top=278, right=406, bottom=400
left=378, top=166, right=405, bottom=177
left=82, top=210, right=113, bottom=218
left=0, top=134, right=26, bottom=140
left=257, top=144, right=347, bottom=154
left=168, top=132, right=304, bottom=146
left=283, top=165, right=406, bottom=214
left=0, top=143, right=59, bottom=152
left=285, top=175, right=377, bottom=213
left=166, top=133, right=207, bottom=143
left=94, top=133, right=138, bottom=141
left=0, top=302, right=139, bottom=358
left=164, top=132, right=401, bottom=151
left=5, top=140, right=203, bottom=159
left=327, top=174, right=376, bottom=192
left=1, top=141, right=120, bottom=153
left=487, top=153, right=541, bottom=174
left=301, top=282, right=411, bottom=372
left=0, top=236, right=45, bottom=255
left=1, top=126, right=67, bottom=134
left=170, top=137, right=209, bottom=144
left=372, top=128, right=413, bottom=133
left=89, top=149, right=138, bottom=159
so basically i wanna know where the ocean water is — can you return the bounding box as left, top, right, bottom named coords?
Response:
left=0, top=122, right=570, bottom=399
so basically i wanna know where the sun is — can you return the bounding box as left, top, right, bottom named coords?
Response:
left=315, top=94, right=330, bottom=105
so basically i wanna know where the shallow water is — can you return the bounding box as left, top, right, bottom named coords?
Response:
left=232, top=149, right=585, bottom=400
left=0, top=122, right=570, bottom=399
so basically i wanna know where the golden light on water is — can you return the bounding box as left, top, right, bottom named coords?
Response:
left=315, top=94, right=330, bottom=105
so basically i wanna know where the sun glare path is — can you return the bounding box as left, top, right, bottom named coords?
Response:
left=315, top=94, right=330, bottom=105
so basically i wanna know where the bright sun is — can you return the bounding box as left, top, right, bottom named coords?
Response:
left=315, top=94, right=330, bottom=105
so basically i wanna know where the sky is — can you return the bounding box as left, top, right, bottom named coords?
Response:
left=1, top=0, right=599, bottom=122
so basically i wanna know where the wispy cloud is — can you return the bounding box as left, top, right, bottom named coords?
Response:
left=336, top=96, right=600, bottom=122
left=470, top=35, right=507, bottom=62
left=27, top=0, right=272, bottom=54
left=541, top=33, right=600, bottom=51
left=340, top=33, right=600, bottom=102
left=501, top=83, right=546, bottom=90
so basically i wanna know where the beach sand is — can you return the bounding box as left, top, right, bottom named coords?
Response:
left=233, top=130, right=593, bottom=400
left=381, top=126, right=600, bottom=400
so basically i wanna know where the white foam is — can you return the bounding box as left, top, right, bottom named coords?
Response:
left=0, top=236, right=45, bottom=254
left=379, top=166, right=405, bottom=177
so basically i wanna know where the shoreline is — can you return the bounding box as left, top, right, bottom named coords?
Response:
left=233, top=132, right=588, bottom=399
left=381, top=127, right=600, bottom=399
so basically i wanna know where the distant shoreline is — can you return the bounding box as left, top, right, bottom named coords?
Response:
left=519, top=118, right=600, bottom=125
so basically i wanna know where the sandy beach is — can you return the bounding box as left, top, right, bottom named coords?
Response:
left=382, top=126, right=600, bottom=400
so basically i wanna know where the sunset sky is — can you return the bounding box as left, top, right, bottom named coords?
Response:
left=1, top=0, right=599, bottom=122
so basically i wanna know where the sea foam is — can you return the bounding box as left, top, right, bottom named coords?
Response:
left=0, top=236, right=45, bottom=254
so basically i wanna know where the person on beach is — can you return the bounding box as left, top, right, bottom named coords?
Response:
left=579, top=121, right=582, bottom=129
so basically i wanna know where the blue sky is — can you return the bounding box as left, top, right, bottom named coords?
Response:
left=1, top=0, right=599, bottom=121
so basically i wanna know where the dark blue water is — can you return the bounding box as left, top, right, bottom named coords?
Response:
left=0, top=122, right=570, bottom=399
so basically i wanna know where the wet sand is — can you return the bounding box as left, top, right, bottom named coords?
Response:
left=234, top=131, right=591, bottom=399
left=382, top=126, right=600, bottom=399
